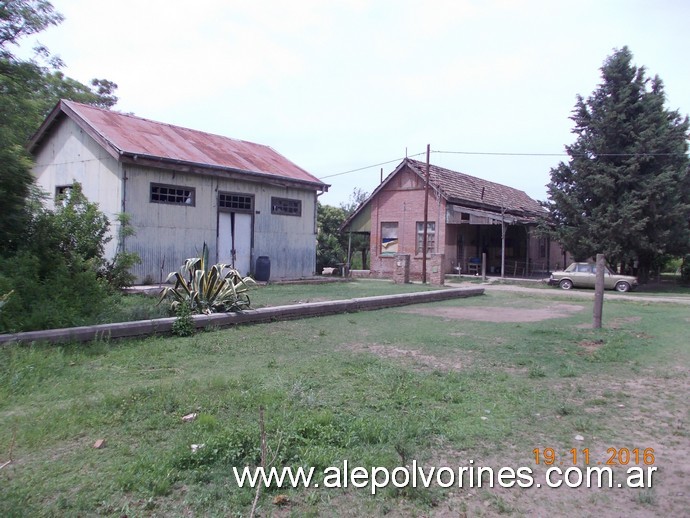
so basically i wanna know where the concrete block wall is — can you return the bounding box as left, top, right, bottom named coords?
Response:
left=429, top=253, right=445, bottom=286
left=393, top=254, right=410, bottom=284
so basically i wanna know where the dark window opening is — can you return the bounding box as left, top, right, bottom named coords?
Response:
left=55, top=185, right=73, bottom=205
left=271, top=197, right=301, bottom=216
left=219, top=192, right=253, bottom=212
left=150, top=183, right=195, bottom=206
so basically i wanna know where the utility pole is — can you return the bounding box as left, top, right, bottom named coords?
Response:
left=593, top=254, right=605, bottom=329
left=500, top=201, right=506, bottom=279
left=422, top=144, right=430, bottom=283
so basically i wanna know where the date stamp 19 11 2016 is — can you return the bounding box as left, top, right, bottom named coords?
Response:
left=533, top=447, right=655, bottom=467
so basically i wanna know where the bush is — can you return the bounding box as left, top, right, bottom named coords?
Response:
left=681, top=255, right=690, bottom=285
left=0, top=251, right=113, bottom=332
left=100, top=213, right=141, bottom=289
left=662, top=257, right=683, bottom=274
left=0, top=183, right=118, bottom=333
left=171, top=301, right=195, bottom=337
left=101, top=251, right=140, bottom=289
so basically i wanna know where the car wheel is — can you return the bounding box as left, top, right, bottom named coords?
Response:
left=615, top=281, right=631, bottom=293
left=559, top=279, right=573, bottom=290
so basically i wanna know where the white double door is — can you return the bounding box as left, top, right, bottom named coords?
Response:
left=218, top=212, right=252, bottom=276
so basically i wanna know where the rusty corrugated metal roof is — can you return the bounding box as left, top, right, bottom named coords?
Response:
left=33, top=100, right=327, bottom=189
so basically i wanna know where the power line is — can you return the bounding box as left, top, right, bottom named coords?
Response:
left=437, top=150, right=682, bottom=157
left=318, top=152, right=426, bottom=179
left=435, top=150, right=567, bottom=157
left=319, top=148, right=685, bottom=181
left=319, top=149, right=564, bottom=180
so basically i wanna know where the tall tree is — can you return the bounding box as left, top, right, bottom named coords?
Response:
left=340, top=188, right=369, bottom=270
left=546, top=47, right=690, bottom=279
left=316, top=189, right=371, bottom=273
left=0, top=0, right=118, bottom=255
left=316, top=203, right=347, bottom=273
left=0, top=0, right=63, bottom=54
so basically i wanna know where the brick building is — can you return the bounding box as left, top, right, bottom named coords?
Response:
left=342, top=158, right=569, bottom=280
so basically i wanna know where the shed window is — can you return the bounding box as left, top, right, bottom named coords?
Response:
left=271, top=197, right=301, bottom=216
left=416, top=222, right=435, bottom=255
left=219, top=192, right=253, bottom=212
left=150, top=183, right=195, bottom=206
left=55, top=185, right=73, bottom=205
left=381, top=222, right=398, bottom=255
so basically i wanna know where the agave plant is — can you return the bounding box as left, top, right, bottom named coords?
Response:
left=159, top=243, right=256, bottom=314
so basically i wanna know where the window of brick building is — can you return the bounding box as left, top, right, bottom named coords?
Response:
left=416, top=222, right=435, bottom=255
left=381, top=222, right=399, bottom=255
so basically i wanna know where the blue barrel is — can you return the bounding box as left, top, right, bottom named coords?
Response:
left=255, top=256, right=270, bottom=282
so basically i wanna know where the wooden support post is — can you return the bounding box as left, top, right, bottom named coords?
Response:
left=593, top=253, right=605, bottom=329
left=422, top=144, right=430, bottom=284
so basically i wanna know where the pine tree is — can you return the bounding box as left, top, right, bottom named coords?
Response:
left=546, top=47, right=690, bottom=279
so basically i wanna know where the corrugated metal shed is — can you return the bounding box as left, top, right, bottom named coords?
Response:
left=29, top=100, right=328, bottom=190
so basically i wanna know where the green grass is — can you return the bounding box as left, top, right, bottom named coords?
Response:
left=249, top=279, right=442, bottom=308
left=1, top=288, right=688, bottom=516
left=102, top=279, right=443, bottom=326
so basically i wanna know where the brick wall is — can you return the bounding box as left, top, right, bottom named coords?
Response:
left=369, top=167, right=447, bottom=280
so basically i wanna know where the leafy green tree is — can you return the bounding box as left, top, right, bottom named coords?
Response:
left=545, top=47, right=690, bottom=279
left=0, top=0, right=118, bottom=255
left=0, top=0, right=64, bottom=54
left=340, top=188, right=370, bottom=270
left=316, top=189, right=372, bottom=274
left=316, top=203, right=347, bottom=273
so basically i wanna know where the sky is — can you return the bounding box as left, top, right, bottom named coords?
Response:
left=15, top=0, right=690, bottom=207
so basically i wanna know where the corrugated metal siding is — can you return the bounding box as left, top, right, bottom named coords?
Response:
left=30, top=109, right=321, bottom=283
left=31, top=117, right=122, bottom=259
left=125, top=165, right=317, bottom=282
left=252, top=187, right=316, bottom=278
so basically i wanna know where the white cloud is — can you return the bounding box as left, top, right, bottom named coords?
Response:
left=17, top=0, right=690, bottom=205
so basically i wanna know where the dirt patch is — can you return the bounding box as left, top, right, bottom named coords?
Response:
left=578, top=339, right=605, bottom=354
left=344, top=342, right=466, bottom=372
left=609, top=316, right=642, bottom=328
left=423, top=368, right=690, bottom=517
left=401, top=303, right=584, bottom=323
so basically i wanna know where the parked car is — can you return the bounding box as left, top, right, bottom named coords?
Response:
left=548, top=262, right=638, bottom=292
